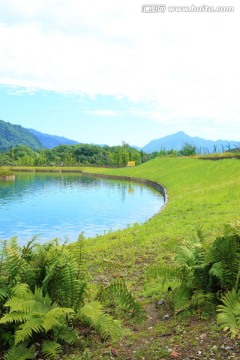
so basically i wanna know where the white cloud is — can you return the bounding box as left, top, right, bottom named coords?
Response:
left=0, top=0, right=239, bottom=139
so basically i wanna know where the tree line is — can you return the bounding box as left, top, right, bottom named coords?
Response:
left=0, top=142, right=201, bottom=167
left=0, top=142, right=154, bottom=167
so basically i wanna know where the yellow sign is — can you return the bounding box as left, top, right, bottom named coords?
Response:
left=127, top=161, right=135, bottom=167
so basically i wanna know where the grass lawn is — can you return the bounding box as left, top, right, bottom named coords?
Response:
left=82, top=157, right=240, bottom=290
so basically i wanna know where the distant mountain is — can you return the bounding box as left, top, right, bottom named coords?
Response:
left=142, top=131, right=240, bottom=154
left=0, top=120, right=41, bottom=152
left=28, top=129, right=80, bottom=149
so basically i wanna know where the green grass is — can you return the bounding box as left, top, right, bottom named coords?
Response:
left=62, top=157, right=239, bottom=296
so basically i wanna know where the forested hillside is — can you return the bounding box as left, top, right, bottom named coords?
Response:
left=0, top=143, right=151, bottom=166
left=0, top=120, right=41, bottom=151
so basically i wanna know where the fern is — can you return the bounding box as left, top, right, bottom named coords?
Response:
left=41, top=241, right=87, bottom=310
left=78, top=301, right=126, bottom=341
left=3, top=343, right=35, bottom=360
left=0, top=284, right=75, bottom=346
left=190, top=290, right=215, bottom=312
left=0, top=237, right=140, bottom=357
left=42, top=307, right=75, bottom=331
left=0, top=288, right=10, bottom=301
left=41, top=340, right=62, bottom=360
left=75, top=233, right=87, bottom=279
left=173, top=285, right=193, bottom=311
left=0, top=313, right=30, bottom=324
left=148, top=265, right=182, bottom=283
left=207, top=235, right=240, bottom=290
left=15, top=318, right=43, bottom=344
left=97, top=280, right=144, bottom=322
left=4, top=340, right=62, bottom=360
left=53, top=324, right=78, bottom=345
left=4, top=243, right=24, bottom=285
left=217, top=289, right=240, bottom=338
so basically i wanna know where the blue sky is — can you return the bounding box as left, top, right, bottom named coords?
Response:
left=0, top=1, right=239, bottom=147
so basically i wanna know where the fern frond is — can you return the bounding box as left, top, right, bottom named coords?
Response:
left=4, top=244, right=24, bottom=283
left=15, top=317, right=43, bottom=344
left=94, top=315, right=125, bottom=342
left=78, top=301, right=126, bottom=341
left=5, top=285, right=51, bottom=314
left=98, top=280, right=144, bottom=322
left=42, top=259, right=59, bottom=293
left=0, top=287, right=10, bottom=301
left=53, top=325, right=78, bottom=344
left=42, top=307, right=75, bottom=331
left=174, top=286, right=192, bottom=312
left=72, top=280, right=87, bottom=310
left=175, top=245, right=197, bottom=266
left=41, top=340, right=62, bottom=360
left=209, top=261, right=224, bottom=281
left=75, top=233, right=87, bottom=279
left=6, top=237, right=19, bottom=251
left=56, top=257, right=78, bottom=307
left=41, top=245, right=86, bottom=309
left=223, top=221, right=240, bottom=239
left=190, top=290, right=215, bottom=310
left=10, top=283, right=31, bottom=298
left=3, top=343, right=35, bottom=360
left=148, top=265, right=181, bottom=282
left=0, top=312, right=30, bottom=325
left=208, top=235, right=240, bottom=290
left=217, top=289, right=240, bottom=338
left=78, top=300, right=103, bottom=323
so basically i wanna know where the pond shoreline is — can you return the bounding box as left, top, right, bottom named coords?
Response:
left=11, top=167, right=168, bottom=207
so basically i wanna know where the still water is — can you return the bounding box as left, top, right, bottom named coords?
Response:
left=0, top=172, right=164, bottom=244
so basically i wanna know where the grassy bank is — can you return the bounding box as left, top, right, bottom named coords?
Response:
left=79, top=157, right=239, bottom=284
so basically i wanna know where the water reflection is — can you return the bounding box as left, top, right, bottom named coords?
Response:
left=0, top=173, right=164, bottom=244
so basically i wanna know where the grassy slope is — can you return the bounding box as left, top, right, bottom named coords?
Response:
left=81, top=157, right=239, bottom=294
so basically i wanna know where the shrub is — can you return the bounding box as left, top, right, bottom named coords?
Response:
left=151, top=221, right=240, bottom=322
left=0, top=236, right=143, bottom=359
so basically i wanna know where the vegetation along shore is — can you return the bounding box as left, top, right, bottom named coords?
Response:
left=0, top=155, right=240, bottom=359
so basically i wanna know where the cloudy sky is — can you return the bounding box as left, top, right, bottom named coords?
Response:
left=0, top=0, right=239, bottom=146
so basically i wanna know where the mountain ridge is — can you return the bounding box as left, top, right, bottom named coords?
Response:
left=0, top=119, right=80, bottom=151
left=0, top=119, right=239, bottom=153
left=28, top=128, right=80, bottom=148
left=142, top=131, right=240, bottom=154
left=0, top=119, right=41, bottom=151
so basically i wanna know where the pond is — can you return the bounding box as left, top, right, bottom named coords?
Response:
left=0, top=172, right=164, bottom=244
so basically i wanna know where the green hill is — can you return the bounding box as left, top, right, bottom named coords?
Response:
left=0, top=120, right=41, bottom=152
